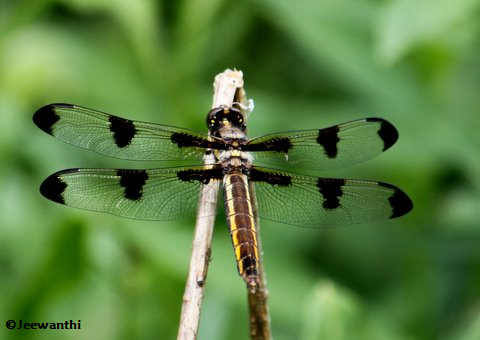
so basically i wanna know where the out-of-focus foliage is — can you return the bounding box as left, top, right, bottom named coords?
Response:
left=1, top=1, right=480, bottom=339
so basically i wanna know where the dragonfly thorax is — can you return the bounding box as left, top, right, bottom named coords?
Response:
left=217, top=149, right=253, bottom=172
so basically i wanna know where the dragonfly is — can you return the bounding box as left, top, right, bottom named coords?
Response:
left=33, top=103, right=413, bottom=286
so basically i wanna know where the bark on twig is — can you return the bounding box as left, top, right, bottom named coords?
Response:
left=177, top=69, right=245, bottom=340
left=247, top=182, right=272, bottom=340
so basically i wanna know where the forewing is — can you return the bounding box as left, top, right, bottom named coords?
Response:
left=249, top=167, right=412, bottom=227
left=39, top=166, right=223, bottom=220
left=246, top=118, right=398, bottom=172
left=33, top=103, right=218, bottom=162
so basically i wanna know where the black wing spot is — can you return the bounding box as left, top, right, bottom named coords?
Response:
left=378, top=182, right=413, bottom=218
left=177, top=167, right=223, bottom=184
left=170, top=132, right=225, bottom=149
left=33, top=104, right=70, bottom=135
left=366, top=118, right=398, bottom=151
left=117, top=169, right=148, bottom=201
left=317, top=125, right=340, bottom=158
left=245, top=137, right=292, bottom=153
left=317, top=178, right=345, bottom=209
left=40, top=173, right=68, bottom=204
left=249, top=167, right=292, bottom=186
left=109, top=116, right=136, bottom=148
left=171, top=132, right=201, bottom=148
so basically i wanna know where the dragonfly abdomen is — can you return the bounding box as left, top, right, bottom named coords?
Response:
left=223, top=172, right=259, bottom=285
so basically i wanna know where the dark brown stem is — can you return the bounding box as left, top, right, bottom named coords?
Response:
left=247, top=174, right=272, bottom=339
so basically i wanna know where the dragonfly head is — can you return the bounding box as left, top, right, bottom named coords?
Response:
left=207, top=106, right=246, bottom=136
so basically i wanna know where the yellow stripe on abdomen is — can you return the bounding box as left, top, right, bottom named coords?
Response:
left=223, top=173, right=259, bottom=283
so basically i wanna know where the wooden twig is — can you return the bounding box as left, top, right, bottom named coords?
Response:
left=177, top=69, right=245, bottom=340
left=247, top=181, right=272, bottom=340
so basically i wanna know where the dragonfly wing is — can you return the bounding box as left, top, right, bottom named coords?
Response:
left=39, top=166, right=224, bottom=220
left=33, top=103, right=224, bottom=162
left=249, top=166, right=413, bottom=227
left=246, top=118, right=398, bottom=173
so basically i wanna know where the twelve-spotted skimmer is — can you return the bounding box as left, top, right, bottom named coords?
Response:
left=33, top=103, right=413, bottom=285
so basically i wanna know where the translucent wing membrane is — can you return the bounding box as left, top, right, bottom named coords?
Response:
left=250, top=167, right=412, bottom=227
left=33, top=103, right=214, bottom=162
left=35, top=104, right=412, bottom=225
left=39, top=165, right=412, bottom=224
left=246, top=118, right=398, bottom=173
left=39, top=166, right=223, bottom=220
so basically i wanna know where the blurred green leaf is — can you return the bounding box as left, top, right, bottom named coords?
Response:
left=376, top=0, right=480, bottom=64
left=301, top=280, right=409, bottom=340
left=446, top=307, right=480, bottom=340
left=65, top=0, right=163, bottom=67
left=260, top=0, right=427, bottom=114
left=301, top=280, right=362, bottom=340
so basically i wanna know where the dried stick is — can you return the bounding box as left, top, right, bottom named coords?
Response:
left=247, top=181, right=272, bottom=340
left=177, top=69, right=245, bottom=340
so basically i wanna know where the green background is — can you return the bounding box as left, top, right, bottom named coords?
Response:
left=1, top=1, right=480, bottom=339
